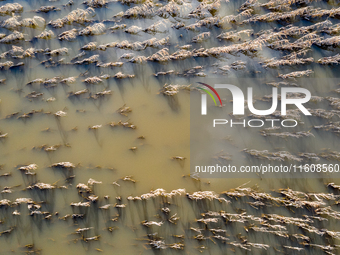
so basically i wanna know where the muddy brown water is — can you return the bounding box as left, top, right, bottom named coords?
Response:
left=0, top=0, right=340, bottom=254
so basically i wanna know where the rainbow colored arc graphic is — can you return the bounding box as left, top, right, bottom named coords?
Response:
left=197, top=82, right=223, bottom=106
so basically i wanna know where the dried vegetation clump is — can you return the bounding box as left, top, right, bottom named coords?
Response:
left=278, top=70, right=314, bottom=79
left=95, top=36, right=170, bottom=52
left=160, top=84, right=191, bottom=96
left=35, top=30, right=55, bottom=40
left=260, top=130, right=314, bottom=138
left=0, top=31, right=24, bottom=44
left=35, top=6, right=61, bottom=13
left=50, top=162, right=75, bottom=169
left=58, top=29, right=78, bottom=41
left=48, top=8, right=96, bottom=28
left=79, top=23, right=106, bottom=36
left=243, top=149, right=303, bottom=162
left=21, top=16, right=45, bottom=28
left=119, top=2, right=155, bottom=19
left=74, top=54, right=100, bottom=65
left=83, top=0, right=109, bottom=8
left=0, top=3, right=23, bottom=15
left=317, top=54, right=340, bottom=65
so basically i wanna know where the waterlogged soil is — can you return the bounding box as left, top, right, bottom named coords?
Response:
left=0, top=0, right=340, bottom=254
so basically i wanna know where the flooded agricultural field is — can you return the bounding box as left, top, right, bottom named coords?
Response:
left=1, top=0, right=340, bottom=254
